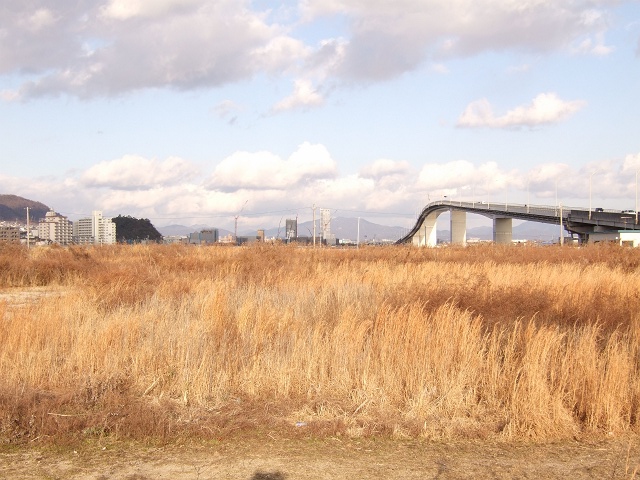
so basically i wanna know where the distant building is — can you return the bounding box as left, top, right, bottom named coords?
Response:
left=0, top=224, right=20, bottom=243
left=285, top=219, right=297, bottom=242
left=163, top=235, right=188, bottom=245
left=324, top=233, right=337, bottom=246
left=291, top=236, right=324, bottom=246
left=189, top=228, right=219, bottom=245
left=38, top=210, right=73, bottom=245
left=73, top=211, right=116, bottom=245
left=320, top=209, right=331, bottom=240
left=257, top=229, right=265, bottom=242
left=588, top=230, right=640, bottom=247
left=237, top=236, right=260, bottom=245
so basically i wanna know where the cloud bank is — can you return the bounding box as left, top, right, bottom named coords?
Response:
left=0, top=0, right=621, bottom=104
left=4, top=144, right=640, bottom=230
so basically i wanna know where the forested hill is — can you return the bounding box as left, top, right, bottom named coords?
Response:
left=0, top=194, right=50, bottom=223
left=112, top=215, right=163, bottom=242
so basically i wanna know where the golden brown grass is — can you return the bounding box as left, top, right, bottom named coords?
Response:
left=0, top=242, right=639, bottom=444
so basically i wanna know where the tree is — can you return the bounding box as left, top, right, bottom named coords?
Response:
left=112, top=215, right=162, bottom=243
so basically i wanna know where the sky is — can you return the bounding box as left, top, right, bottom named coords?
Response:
left=2, top=0, right=640, bottom=232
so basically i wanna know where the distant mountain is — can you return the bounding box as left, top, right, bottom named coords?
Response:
left=0, top=194, right=50, bottom=223
left=261, top=217, right=406, bottom=242
left=158, top=217, right=563, bottom=243
left=513, top=222, right=563, bottom=241
left=439, top=222, right=561, bottom=242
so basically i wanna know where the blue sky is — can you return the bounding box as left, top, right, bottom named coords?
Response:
left=2, top=0, right=640, bottom=231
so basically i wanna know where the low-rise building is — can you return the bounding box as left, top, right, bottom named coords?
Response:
left=0, top=224, right=20, bottom=243
left=189, top=229, right=219, bottom=245
left=588, top=230, right=640, bottom=247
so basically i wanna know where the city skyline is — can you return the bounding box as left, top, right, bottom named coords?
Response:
left=2, top=1, right=640, bottom=231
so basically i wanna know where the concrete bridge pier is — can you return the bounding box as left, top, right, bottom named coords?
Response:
left=412, top=211, right=438, bottom=247
left=493, top=217, right=512, bottom=244
left=450, top=209, right=467, bottom=246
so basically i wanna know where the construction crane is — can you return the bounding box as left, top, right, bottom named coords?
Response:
left=234, top=200, right=248, bottom=244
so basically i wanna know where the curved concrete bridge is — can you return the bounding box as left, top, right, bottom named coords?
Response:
left=396, top=200, right=639, bottom=246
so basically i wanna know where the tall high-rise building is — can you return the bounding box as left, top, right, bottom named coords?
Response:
left=73, top=211, right=116, bottom=245
left=285, top=218, right=297, bottom=241
left=38, top=210, right=73, bottom=245
left=320, top=209, right=331, bottom=239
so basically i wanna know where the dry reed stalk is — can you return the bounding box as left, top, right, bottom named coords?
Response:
left=1, top=243, right=639, bottom=442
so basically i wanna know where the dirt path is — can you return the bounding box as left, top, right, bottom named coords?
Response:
left=2, top=436, right=639, bottom=479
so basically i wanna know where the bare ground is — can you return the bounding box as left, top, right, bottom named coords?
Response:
left=2, top=435, right=639, bottom=480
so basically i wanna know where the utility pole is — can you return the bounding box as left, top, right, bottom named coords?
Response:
left=589, top=172, right=596, bottom=220
left=234, top=200, right=248, bottom=245
left=559, top=203, right=564, bottom=246
left=26, top=207, right=30, bottom=249
left=312, top=204, right=316, bottom=248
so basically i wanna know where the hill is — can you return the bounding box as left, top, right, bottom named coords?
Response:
left=0, top=194, right=50, bottom=223
left=112, top=215, right=163, bottom=243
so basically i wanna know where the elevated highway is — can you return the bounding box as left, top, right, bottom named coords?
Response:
left=397, top=200, right=639, bottom=246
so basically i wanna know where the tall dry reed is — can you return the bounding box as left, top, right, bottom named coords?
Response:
left=0, top=242, right=639, bottom=443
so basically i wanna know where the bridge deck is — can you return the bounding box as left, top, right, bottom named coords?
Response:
left=397, top=201, right=639, bottom=244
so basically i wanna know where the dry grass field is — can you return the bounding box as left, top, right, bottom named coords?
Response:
left=0, top=241, right=639, bottom=454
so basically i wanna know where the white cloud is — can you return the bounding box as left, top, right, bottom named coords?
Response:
left=0, top=0, right=623, bottom=99
left=81, top=155, right=199, bottom=189
left=527, top=163, right=573, bottom=184
left=208, top=142, right=336, bottom=190
left=0, top=89, right=20, bottom=102
left=572, top=33, right=614, bottom=56
left=5, top=149, right=640, bottom=229
left=25, top=9, right=57, bottom=32
left=360, top=159, right=411, bottom=179
left=213, top=100, right=242, bottom=122
left=430, top=63, right=450, bottom=74
left=507, top=63, right=532, bottom=74
left=418, top=160, right=489, bottom=190
left=4, top=1, right=307, bottom=98
left=622, top=153, right=640, bottom=173
left=457, top=93, right=586, bottom=129
left=100, top=0, right=201, bottom=20
left=308, top=175, right=375, bottom=205
left=273, top=79, right=323, bottom=111
left=253, top=36, right=311, bottom=74
left=300, top=0, right=616, bottom=82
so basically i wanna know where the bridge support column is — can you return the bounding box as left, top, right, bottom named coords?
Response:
left=412, top=211, right=438, bottom=247
left=450, top=209, right=466, bottom=246
left=493, top=217, right=512, bottom=244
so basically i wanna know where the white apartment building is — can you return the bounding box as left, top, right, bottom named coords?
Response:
left=38, top=210, right=73, bottom=245
left=320, top=208, right=331, bottom=239
left=73, top=210, right=116, bottom=245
